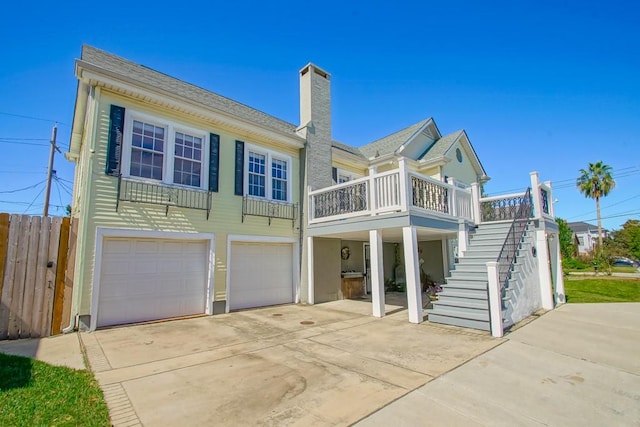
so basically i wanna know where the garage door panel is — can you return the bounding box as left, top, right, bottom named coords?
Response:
left=229, top=242, right=294, bottom=311
left=98, top=237, right=208, bottom=328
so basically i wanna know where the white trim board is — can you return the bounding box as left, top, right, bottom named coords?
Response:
left=90, top=227, right=215, bottom=331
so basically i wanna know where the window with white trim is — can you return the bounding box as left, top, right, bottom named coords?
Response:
left=122, top=111, right=208, bottom=190
left=245, top=145, right=292, bottom=202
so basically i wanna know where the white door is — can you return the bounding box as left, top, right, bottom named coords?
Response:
left=98, top=238, right=208, bottom=327
left=229, top=242, right=294, bottom=310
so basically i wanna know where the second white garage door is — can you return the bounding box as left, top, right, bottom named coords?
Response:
left=229, top=242, right=294, bottom=310
left=97, top=238, right=208, bottom=328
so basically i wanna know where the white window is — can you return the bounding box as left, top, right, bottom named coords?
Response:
left=245, top=145, right=291, bottom=203
left=122, top=111, right=208, bottom=190
left=248, top=151, right=266, bottom=197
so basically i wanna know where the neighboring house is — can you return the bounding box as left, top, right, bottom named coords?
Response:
left=567, top=221, right=607, bottom=254
left=66, top=46, right=564, bottom=336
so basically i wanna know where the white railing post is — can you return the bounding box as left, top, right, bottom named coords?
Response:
left=448, top=178, right=457, bottom=217
left=471, top=182, right=481, bottom=224
left=529, top=172, right=542, bottom=219
left=486, top=261, right=504, bottom=337
left=398, top=158, right=409, bottom=212
left=458, top=219, right=469, bottom=257
left=368, top=166, right=377, bottom=215
left=544, top=180, right=554, bottom=217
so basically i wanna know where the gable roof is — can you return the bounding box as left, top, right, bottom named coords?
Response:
left=419, top=130, right=464, bottom=161
left=567, top=221, right=606, bottom=233
left=78, top=45, right=298, bottom=137
left=359, top=118, right=432, bottom=159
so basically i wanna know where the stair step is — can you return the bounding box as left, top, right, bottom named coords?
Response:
left=442, top=280, right=488, bottom=290
left=427, top=305, right=490, bottom=321
left=448, top=272, right=490, bottom=282
left=427, top=313, right=491, bottom=331
left=452, top=264, right=489, bottom=273
left=438, top=288, right=487, bottom=299
left=432, top=298, right=488, bottom=310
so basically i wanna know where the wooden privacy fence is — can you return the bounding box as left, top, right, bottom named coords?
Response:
left=0, top=213, right=77, bottom=340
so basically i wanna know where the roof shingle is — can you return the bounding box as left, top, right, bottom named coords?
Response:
left=80, top=45, right=298, bottom=136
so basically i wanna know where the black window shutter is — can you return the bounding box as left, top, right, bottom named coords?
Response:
left=234, top=140, right=244, bottom=195
left=332, top=167, right=338, bottom=183
left=209, top=133, right=220, bottom=192
left=106, top=105, right=125, bottom=176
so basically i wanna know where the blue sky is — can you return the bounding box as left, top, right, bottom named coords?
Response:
left=1, top=1, right=638, bottom=230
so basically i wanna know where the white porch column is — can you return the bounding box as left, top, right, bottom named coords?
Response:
left=486, top=261, right=504, bottom=338
left=369, top=229, right=385, bottom=318
left=307, top=236, right=315, bottom=305
left=530, top=172, right=542, bottom=219
left=403, top=226, right=423, bottom=324
left=458, top=219, right=469, bottom=257
left=536, top=230, right=554, bottom=310
left=551, top=233, right=566, bottom=304
left=470, top=182, right=481, bottom=224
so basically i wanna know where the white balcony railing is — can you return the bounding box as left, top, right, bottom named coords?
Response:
left=308, top=168, right=555, bottom=226
left=309, top=168, right=473, bottom=224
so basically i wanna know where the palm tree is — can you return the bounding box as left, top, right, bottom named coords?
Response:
left=576, top=161, right=615, bottom=252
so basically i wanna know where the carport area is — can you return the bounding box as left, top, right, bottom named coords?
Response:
left=81, top=302, right=500, bottom=426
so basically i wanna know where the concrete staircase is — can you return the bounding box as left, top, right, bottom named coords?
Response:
left=427, top=222, right=513, bottom=331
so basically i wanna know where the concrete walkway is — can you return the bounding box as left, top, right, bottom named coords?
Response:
left=0, top=332, right=85, bottom=370
left=357, top=303, right=640, bottom=426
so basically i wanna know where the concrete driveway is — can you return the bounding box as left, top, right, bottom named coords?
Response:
left=81, top=300, right=501, bottom=426
left=357, top=303, right=640, bottom=426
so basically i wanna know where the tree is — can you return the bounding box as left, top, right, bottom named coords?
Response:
left=556, top=218, right=576, bottom=259
left=606, top=220, right=640, bottom=261
left=576, top=161, right=615, bottom=252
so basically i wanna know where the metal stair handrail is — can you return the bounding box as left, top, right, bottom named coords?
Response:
left=496, top=187, right=533, bottom=291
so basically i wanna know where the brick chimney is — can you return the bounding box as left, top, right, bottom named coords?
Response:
left=299, top=63, right=332, bottom=190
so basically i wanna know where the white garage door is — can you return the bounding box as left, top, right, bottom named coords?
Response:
left=97, top=238, right=208, bottom=327
left=229, top=242, right=294, bottom=310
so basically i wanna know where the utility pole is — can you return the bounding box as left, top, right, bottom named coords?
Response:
left=43, top=123, right=60, bottom=217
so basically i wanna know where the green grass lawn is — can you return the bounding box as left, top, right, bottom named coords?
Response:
left=565, top=277, right=640, bottom=303
left=0, top=353, right=110, bottom=426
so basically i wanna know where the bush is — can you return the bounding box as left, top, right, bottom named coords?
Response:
left=563, top=257, right=590, bottom=270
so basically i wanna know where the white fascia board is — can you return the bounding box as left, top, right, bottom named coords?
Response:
left=67, top=80, right=90, bottom=162
left=396, top=118, right=437, bottom=155
left=78, top=66, right=305, bottom=149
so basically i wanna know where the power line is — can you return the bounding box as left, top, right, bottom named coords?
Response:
left=0, top=199, right=65, bottom=208
left=564, top=193, right=640, bottom=220
left=0, top=140, right=50, bottom=147
left=22, top=185, right=46, bottom=214
left=0, top=111, right=67, bottom=126
left=0, top=137, right=50, bottom=141
left=0, top=180, right=47, bottom=194
left=486, top=165, right=640, bottom=195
